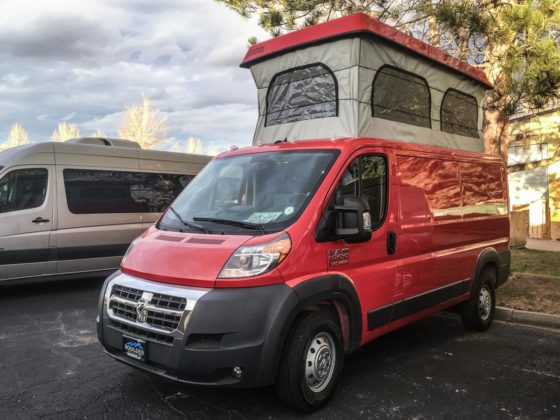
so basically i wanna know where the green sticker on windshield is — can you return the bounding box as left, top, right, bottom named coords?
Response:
left=245, top=212, right=282, bottom=224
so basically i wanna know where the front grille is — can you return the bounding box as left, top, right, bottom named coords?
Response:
left=110, top=299, right=137, bottom=322
left=151, top=293, right=186, bottom=310
left=113, top=285, right=142, bottom=301
left=107, top=284, right=187, bottom=339
left=146, top=310, right=181, bottom=330
left=110, top=320, right=174, bottom=344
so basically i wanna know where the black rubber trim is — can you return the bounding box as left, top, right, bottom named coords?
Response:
left=0, top=244, right=129, bottom=265
left=0, top=248, right=49, bottom=265
left=473, top=247, right=501, bottom=291
left=368, top=279, right=470, bottom=330
left=293, top=274, right=362, bottom=352
left=56, top=244, right=129, bottom=260
left=497, top=249, right=511, bottom=287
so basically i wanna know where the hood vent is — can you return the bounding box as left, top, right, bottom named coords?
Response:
left=156, top=234, right=184, bottom=242
left=186, top=237, right=226, bottom=245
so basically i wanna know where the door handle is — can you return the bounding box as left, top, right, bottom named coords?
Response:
left=387, top=230, right=396, bottom=255
left=32, top=217, right=50, bottom=224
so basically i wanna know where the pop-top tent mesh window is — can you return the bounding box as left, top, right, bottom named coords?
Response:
left=372, top=66, right=431, bottom=128
left=441, top=89, right=478, bottom=138
left=266, top=63, right=338, bottom=126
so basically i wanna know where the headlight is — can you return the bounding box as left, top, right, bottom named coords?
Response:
left=121, top=236, right=141, bottom=265
left=218, top=233, right=291, bottom=278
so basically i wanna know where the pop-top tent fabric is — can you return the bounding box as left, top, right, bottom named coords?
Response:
left=241, top=13, right=492, bottom=153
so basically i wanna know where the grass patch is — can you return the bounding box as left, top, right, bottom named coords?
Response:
left=496, top=247, right=560, bottom=314
left=511, top=248, right=560, bottom=277
left=497, top=273, right=560, bottom=315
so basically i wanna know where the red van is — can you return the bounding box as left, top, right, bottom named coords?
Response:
left=97, top=14, right=510, bottom=412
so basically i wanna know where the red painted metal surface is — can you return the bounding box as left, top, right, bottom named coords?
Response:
left=121, top=137, right=509, bottom=343
left=240, top=13, right=492, bottom=89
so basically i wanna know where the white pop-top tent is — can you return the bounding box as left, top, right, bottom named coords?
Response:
left=240, top=13, right=493, bottom=152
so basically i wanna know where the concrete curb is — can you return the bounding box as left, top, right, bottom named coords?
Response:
left=495, top=306, right=560, bottom=329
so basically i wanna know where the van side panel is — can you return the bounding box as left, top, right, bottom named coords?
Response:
left=397, top=154, right=469, bottom=300
left=53, top=152, right=144, bottom=276
left=459, top=161, right=510, bottom=284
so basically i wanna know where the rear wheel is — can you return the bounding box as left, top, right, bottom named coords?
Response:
left=461, top=267, right=496, bottom=331
left=276, top=310, right=343, bottom=412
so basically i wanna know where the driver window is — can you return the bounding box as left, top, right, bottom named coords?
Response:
left=332, top=155, right=387, bottom=227
left=0, top=168, right=48, bottom=213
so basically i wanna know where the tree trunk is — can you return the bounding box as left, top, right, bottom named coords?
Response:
left=483, top=95, right=509, bottom=161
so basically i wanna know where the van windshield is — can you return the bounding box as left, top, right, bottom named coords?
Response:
left=159, top=150, right=338, bottom=234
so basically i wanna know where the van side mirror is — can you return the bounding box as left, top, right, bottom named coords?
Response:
left=332, top=196, right=372, bottom=243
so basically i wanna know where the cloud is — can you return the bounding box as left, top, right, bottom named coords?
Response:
left=0, top=0, right=268, bottom=152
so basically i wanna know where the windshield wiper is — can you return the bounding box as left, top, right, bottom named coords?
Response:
left=193, top=217, right=266, bottom=234
left=168, top=206, right=209, bottom=233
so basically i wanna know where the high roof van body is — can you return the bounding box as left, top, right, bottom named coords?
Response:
left=97, top=14, right=510, bottom=412
left=0, top=138, right=210, bottom=283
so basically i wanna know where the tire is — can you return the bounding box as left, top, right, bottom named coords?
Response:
left=461, top=266, right=497, bottom=332
left=276, top=310, right=343, bottom=412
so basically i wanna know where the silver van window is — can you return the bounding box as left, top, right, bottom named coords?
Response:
left=63, top=169, right=193, bottom=214
left=0, top=168, right=48, bottom=213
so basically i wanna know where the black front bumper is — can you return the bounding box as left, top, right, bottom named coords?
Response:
left=98, top=274, right=299, bottom=388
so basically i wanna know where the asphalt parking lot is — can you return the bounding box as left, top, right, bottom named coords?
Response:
left=0, top=278, right=559, bottom=420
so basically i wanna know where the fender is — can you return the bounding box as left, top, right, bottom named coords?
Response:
left=473, top=247, right=510, bottom=291
left=292, top=274, right=362, bottom=352
left=256, top=274, right=362, bottom=385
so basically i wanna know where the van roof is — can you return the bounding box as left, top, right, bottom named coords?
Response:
left=218, top=137, right=503, bottom=163
left=0, top=140, right=212, bottom=168
left=240, top=13, right=492, bottom=89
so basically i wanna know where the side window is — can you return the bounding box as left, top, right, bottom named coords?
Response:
left=372, top=66, right=431, bottom=128
left=63, top=169, right=192, bottom=214
left=332, top=155, right=387, bottom=227
left=266, top=63, right=338, bottom=126
left=441, top=89, right=479, bottom=138
left=0, top=168, right=48, bottom=213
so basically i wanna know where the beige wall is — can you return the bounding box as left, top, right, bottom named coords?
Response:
left=508, top=110, right=560, bottom=240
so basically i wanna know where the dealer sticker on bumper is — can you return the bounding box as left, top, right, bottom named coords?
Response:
left=123, top=336, right=147, bottom=362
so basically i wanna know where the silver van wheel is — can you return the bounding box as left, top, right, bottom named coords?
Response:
left=478, top=285, right=492, bottom=321
left=305, top=332, right=336, bottom=393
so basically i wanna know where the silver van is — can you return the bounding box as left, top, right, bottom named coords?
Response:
left=0, top=137, right=211, bottom=283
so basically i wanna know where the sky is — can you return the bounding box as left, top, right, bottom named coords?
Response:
left=0, top=0, right=269, bottom=153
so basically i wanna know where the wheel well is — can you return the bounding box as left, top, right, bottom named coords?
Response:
left=299, top=298, right=352, bottom=352
left=478, top=262, right=498, bottom=287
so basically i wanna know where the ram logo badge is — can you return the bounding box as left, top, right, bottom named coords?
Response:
left=329, top=248, right=349, bottom=266
left=136, top=292, right=153, bottom=323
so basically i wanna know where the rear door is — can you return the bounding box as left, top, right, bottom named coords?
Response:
left=0, top=166, right=54, bottom=281
left=324, top=148, right=399, bottom=335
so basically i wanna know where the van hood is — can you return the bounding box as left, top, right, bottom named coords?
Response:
left=120, top=229, right=253, bottom=288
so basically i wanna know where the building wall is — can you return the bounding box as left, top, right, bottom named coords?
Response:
left=508, top=109, right=560, bottom=240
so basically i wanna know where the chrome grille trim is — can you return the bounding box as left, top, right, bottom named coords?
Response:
left=105, top=273, right=210, bottom=342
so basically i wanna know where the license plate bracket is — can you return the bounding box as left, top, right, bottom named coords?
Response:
left=123, top=336, right=147, bottom=362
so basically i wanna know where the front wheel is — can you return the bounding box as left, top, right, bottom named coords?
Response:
left=276, top=310, right=343, bottom=412
left=461, top=267, right=496, bottom=331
